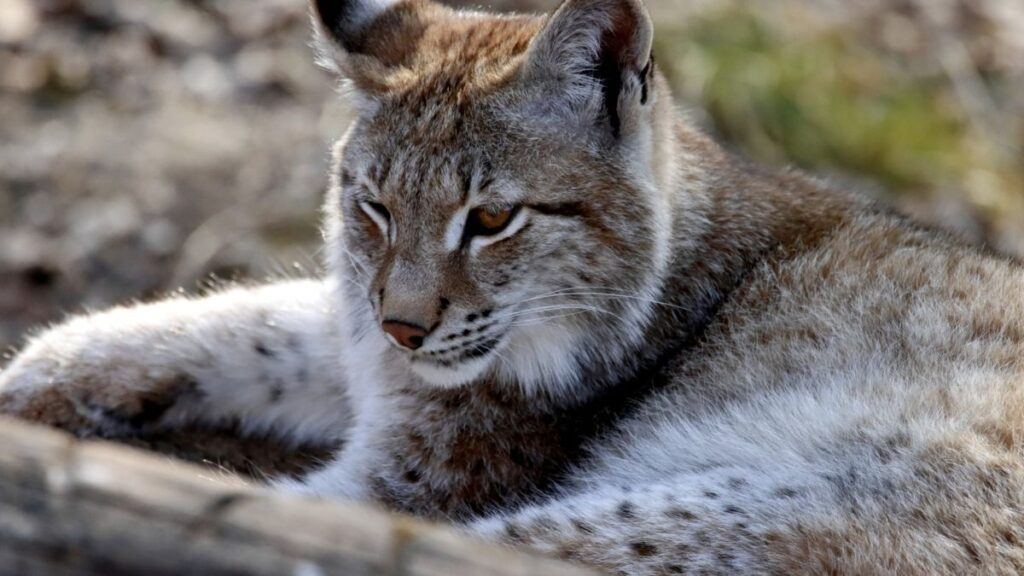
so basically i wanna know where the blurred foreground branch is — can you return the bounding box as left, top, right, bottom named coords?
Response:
left=0, top=417, right=595, bottom=576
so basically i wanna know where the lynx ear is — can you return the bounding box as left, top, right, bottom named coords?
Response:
left=522, top=0, right=655, bottom=138
left=310, top=0, right=431, bottom=88
left=312, top=0, right=402, bottom=50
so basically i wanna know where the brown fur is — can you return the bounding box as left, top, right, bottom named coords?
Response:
left=4, top=1, right=1024, bottom=574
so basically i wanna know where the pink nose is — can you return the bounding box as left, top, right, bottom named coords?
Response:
left=381, top=320, right=427, bottom=350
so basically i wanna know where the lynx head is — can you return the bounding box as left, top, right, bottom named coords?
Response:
left=313, top=0, right=675, bottom=397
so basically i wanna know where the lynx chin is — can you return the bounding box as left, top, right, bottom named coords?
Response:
left=3, top=0, right=1024, bottom=573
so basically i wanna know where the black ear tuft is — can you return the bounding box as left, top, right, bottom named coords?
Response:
left=311, top=0, right=403, bottom=53
left=639, top=53, right=654, bottom=105
left=313, top=0, right=352, bottom=48
left=587, top=29, right=627, bottom=137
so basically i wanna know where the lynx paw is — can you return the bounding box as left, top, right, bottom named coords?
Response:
left=0, top=357, right=200, bottom=437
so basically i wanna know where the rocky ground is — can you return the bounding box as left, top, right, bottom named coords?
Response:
left=0, top=0, right=345, bottom=352
left=1, top=0, right=1022, bottom=354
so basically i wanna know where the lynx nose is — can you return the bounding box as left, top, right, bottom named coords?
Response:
left=381, top=320, right=428, bottom=350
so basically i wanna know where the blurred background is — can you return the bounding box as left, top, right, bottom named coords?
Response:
left=1, top=0, right=1022, bottom=354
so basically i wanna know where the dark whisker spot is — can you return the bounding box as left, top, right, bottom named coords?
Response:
left=728, top=478, right=748, bottom=490
left=269, top=384, right=284, bottom=402
left=630, top=541, right=658, bottom=557
left=617, top=501, right=637, bottom=520
left=457, top=338, right=501, bottom=361
left=774, top=487, right=800, bottom=499
left=254, top=341, right=275, bottom=358
left=665, top=508, right=696, bottom=521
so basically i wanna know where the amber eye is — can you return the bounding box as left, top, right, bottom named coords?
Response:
left=466, top=205, right=518, bottom=238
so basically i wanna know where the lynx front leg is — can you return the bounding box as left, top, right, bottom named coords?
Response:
left=0, top=280, right=351, bottom=445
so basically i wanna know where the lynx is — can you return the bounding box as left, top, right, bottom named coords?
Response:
left=3, top=0, right=1024, bottom=573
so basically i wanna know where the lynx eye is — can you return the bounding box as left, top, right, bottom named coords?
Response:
left=466, top=205, right=518, bottom=237
left=363, top=201, right=390, bottom=219
left=359, top=201, right=391, bottom=239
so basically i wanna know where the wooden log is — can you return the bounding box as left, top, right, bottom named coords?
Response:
left=0, top=416, right=598, bottom=576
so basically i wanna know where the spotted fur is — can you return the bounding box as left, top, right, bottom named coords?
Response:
left=4, top=0, right=1024, bottom=574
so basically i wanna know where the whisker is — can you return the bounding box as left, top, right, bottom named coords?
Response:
left=336, top=271, right=366, bottom=292
left=336, top=244, right=370, bottom=279
left=502, top=304, right=632, bottom=327
left=494, top=304, right=605, bottom=321
left=507, top=310, right=592, bottom=327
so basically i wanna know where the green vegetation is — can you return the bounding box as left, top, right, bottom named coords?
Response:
left=655, top=5, right=1022, bottom=247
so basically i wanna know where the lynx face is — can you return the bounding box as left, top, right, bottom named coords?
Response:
left=314, top=0, right=670, bottom=394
